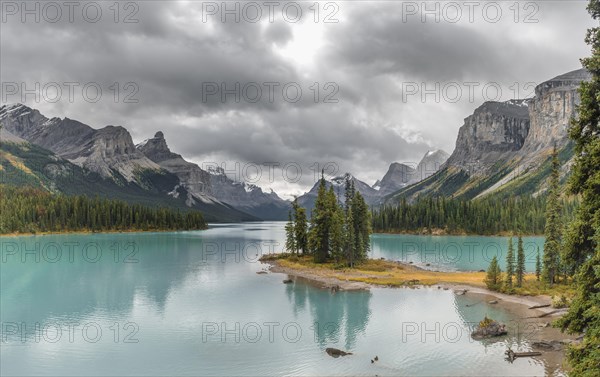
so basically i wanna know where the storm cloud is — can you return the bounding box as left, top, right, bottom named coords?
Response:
left=0, top=0, right=594, bottom=197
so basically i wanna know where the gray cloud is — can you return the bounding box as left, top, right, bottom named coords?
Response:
left=0, top=0, right=594, bottom=197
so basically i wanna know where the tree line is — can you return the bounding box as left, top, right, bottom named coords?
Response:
left=285, top=174, right=371, bottom=266
left=372, top=194, right=577, bottom=236
left=0, top=185, right=207, bottom=234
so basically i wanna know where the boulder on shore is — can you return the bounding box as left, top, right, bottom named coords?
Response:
left=471, top=316, right=507, bottom=339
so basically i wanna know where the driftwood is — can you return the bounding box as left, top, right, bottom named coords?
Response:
left=524, top=309, right=565, bottom=319
left=528, top=304, right=551, bottom=309
left=505, top=348, right=542, bottom=362
left=537, top=309, right=564, bottom=318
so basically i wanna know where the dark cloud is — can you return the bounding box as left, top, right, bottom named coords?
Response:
left=0, top=0, right=594, bottom=196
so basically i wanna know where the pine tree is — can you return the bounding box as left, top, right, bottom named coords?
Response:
left=308, top=173, right=330, bottom=263
left=293, top=199, right=308, bottom=254
left=505, top=238, right=515, bottom=290
left=285, top=211, right=297, bottom=253
left=516, top=235, right=525, bottom=287
left=557, top=1, right=600, bottom=373
left=542, top=146, right=563, bottom=285
left=485, top=256, right=502, bottom=291
left=535, top=247, right=542, bottom=281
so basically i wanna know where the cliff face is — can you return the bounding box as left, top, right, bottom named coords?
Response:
left=446, top=100, right=530, bottom=173
left=387, top=68, right=590, bottom=202
left=520, top=68, right=591, bottom=154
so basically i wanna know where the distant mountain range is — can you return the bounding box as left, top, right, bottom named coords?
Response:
left=0, top=68, right=588, bottom=221
left=297, top=149, right=449, bottom=214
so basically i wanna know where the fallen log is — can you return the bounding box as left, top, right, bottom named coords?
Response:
left=528, top=304, right=551, bottom=309
left=537, top=309, right=564, bottom=318
left=505, top=348, right=542, bottom=362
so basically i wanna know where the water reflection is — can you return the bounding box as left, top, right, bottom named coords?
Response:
left=284, top=279, right=372, bottom=350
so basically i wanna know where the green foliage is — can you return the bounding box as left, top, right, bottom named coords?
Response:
left=292, top=199, right=308, bottom=254
left=516, top=236, right=525, bottom=287
left=484, top=256, right=502, bottom=291
left=372, top=195, right=575, bottom=235
left=288, top=174, right=371, bottom=266
left=0, top=185, right=206, bottom=234
left=285, top=211, right=297, bottom=253
left=536, top=247, right=542, bottom=281
left=308, top=176, right=334, bottom=263
left=558, top=2, right=600, bottom=373
left=505, top=238, right=515, bottom=290
left=543, top=146, right=563, bottom=285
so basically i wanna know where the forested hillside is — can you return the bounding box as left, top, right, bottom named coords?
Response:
left=372, top=196, right=578, bottom=235
left=0, top=185, right=207, bottom=234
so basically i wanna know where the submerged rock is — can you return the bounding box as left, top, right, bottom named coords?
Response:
left=325, top=348, right=353, bottom=358
left=283, top=279, right=293, bottom=284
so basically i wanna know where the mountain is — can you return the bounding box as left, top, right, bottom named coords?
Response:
left=0, top=104, right=160, bottom=184
left=373, top=163, right=415, bottom=195
left=137, top=132, right=290, bottom=220
left=297, top=173, right=380, bottom=214
left=0, top=105, right=257, bottom=222
left=386, top=68, right=590, bottom=203
left=372, top=150, right=449, bottom=196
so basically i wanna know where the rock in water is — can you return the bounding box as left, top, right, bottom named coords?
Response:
left=325, top=348, right=353, bottom=358
left=283, top=279, right=293, bottom=284
left=471, top=316, right=507, bottom=339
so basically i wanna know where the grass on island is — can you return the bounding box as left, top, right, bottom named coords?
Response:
left=261, top=253, right=575, bottom=298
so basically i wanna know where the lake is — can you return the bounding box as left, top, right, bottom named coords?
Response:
left=0, top=222, right=557, bottom=376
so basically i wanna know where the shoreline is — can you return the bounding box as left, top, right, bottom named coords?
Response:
left=264, top=258, right=559, bottom=310
left=0, top=227, right=207, bottom=237
left=373, top=230, right=545, bottom=237
left=262, top=257, right=576, bottom=374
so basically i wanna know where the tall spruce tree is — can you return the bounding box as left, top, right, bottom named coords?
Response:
left=505, top=237, right=515, bottom=290
left=308, top=173, right=331, bottom=263
left=516, top=235, right=525, bottom=287
left=292, top=198, right=308, bottom=254
left=556, top=1, right=600, bottom=373
left=285, top=211, right=297, bottom=253
left=543, top=146, right=563, bottom=285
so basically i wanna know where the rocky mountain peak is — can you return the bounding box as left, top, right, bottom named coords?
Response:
left=446, top=99, right=531, bottom=173
left=136, top=131, right=181, bottom=163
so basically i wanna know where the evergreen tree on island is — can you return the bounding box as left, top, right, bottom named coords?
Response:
left=286, top=173, right=371, bottom=266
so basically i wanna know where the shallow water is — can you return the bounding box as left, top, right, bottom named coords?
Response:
left=0, top=222, right=556, bottom=376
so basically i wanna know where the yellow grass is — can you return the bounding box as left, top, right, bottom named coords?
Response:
left=0, top=150, right=33, bottom=175
left=262, top=254, right=575, bottom=297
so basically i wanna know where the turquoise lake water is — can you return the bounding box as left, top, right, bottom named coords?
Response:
left=0, top=222, right=557, bottom=376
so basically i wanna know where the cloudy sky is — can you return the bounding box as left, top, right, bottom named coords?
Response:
left=0, top=0, right=595, bottom=198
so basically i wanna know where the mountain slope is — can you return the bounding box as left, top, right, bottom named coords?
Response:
left=386, top=69, right=589, bottom=203
left=137, top=131, right=290, bottom=220
left=0, top=107, right=257, bottom=222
